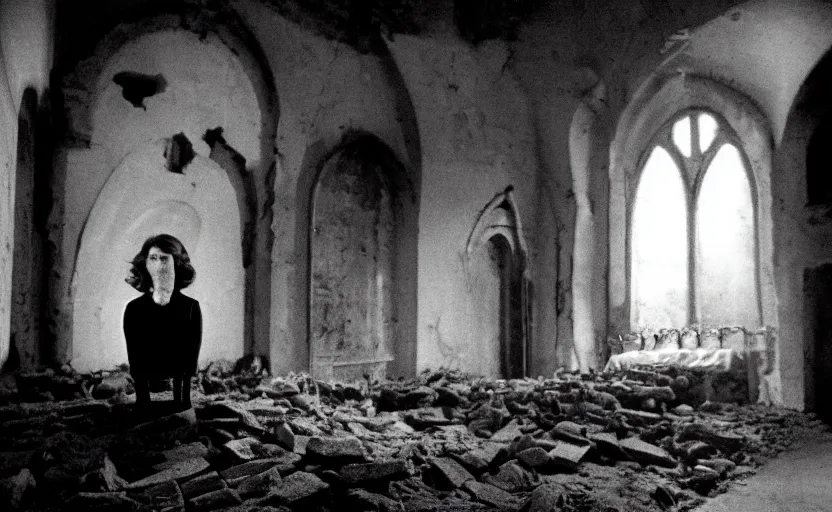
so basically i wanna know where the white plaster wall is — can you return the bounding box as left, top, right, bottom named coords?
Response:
left=71, top=143, right=243, bottom=372
left=58, top=28, right=263, bottom=371
left=0, top=0, right=52, bottom=101
left=384, top=35, right=538, bottom=374
left=0, top=61, right=13, bottom=369
left=673, top=0, right=832, bottom=144
left=0, top=0, right=52, bottom=370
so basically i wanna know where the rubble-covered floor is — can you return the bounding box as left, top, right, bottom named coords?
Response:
left=0, top=362, right=829, bottom=512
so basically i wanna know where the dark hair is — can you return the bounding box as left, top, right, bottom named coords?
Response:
left=126, top=234, right=196, bottom=292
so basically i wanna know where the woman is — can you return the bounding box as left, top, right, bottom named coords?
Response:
left=124, top=234, right=202, bottom=410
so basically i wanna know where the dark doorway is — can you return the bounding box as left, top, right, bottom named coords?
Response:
left=804, top=264, right=832, bottom=425
left=489, top=235, right=525, bottom=379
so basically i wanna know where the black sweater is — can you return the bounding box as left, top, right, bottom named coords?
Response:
left=123, top=291, right=203, bottom=377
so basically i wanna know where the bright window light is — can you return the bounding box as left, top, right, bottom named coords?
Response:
left=698, top=113, right=719, bottom=153
left=695, top=144, right=759, bottom=327
left=631, top=146, right=689, bottom=329
left=672, top=116, right=692, bottom=157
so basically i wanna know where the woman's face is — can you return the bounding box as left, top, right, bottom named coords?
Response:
left=147, top=246, right=175, bottom=290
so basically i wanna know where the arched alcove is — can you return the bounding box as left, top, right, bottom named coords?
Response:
left=309, top=135, right=413, bottom=381
left=464, top=189, right=530, bottom=378
left=9, top=88, right=43, bottom=371
left=54, top=13, right=277, bottom=370
left=71, top=141, right=244, bottom=372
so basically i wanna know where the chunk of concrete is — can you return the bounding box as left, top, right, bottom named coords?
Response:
left=180, top=471, right=226, bottom=500
left=428, top=457, right=475, bottom=489
left=270, top=471, right=329, bottom=504
left=462, top=481, right=522, bottom=510
left=220, top=460, right=278, bottom=483
left=548, top=442, right=591, bottom=471
left=339, top=460, right=409, bottom=485
left=188, top=487, right=242, bottom=512
left=237, top=466, right=282, bottom=499
left=619, top=437, right=677, bottom=468
left=126, top=458, right=210, bottom=489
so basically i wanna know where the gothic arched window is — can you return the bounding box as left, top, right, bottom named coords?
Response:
left=631, top=110, right=760, bottom=329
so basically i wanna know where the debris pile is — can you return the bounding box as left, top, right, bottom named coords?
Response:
left=0, top=362, right=828, bottom=511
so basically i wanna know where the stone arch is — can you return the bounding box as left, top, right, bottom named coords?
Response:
left=9, top=88, right=44, bottom=371
left=609, top=74, right=775, bottom=338
left=308, top=133, right=416, bottom=381
left=70, top=141, right=244, bottom=372
left=464, top=188, right=530, bottom=378
left=55, top=13, right=277, bottom=369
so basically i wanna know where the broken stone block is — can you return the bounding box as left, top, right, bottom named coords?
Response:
left=522, top=482, right=566, bottom=512
left=482, top=461, right=536, bottom=493
left=220, top=459, right=279, bottom=486
left=92, top=372, right=134, bottom=399
left=0, top=468, right=36, bottom=509
left=66, top=491, right=148, bottom=511
left=237, top=466, right=282, bottom=499
left=619, top=437, right=677, bottom=468
left=676, top=423, right=744, bottom=454
left=292, top=435, right=310, bottom=455
left=161, top=442, right=209, bottom=462
left=126, top=458, right=210, bottom=489
left=517, top=447, right=550, bottom=469
left=274, top=423, right=294, bottom=451
left=305, top=436, right=366, bottom=465
left=548, top=441, right=591, bottom=471
left=490, top=418, right=524, bottom=442
left=633, top=386, right=676, bottom=402
left=428, top=457, right=475, bottom=489
left=697, top=457, right=736, bottom=476
left=463, top=480, right=523, bottom=510
left=339, top=460, right=409, bottom=485
left=136, top=480, right=183, bottom=511
left=222, top=437, right=262, bottom=462
left=346, top=488, right=404, bottom=512
left=188, top=487, right=242, bottom=511
left=673, top=404, right=694, bottom=416
left=269, top=471, right=329, bottom=505
left=587, top=432, right=628, bottom=460
left=403, top=407, right=453, bottom=429
left=180, top=471, right=226, bottom=500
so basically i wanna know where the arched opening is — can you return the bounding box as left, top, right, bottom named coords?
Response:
left=488, top=234, right=525, bottom=379
left=54, top=14, right=277, bottom=370
left=309, top=137, right=400, bottom=382
left=71, top=143, right=245, bottom=371
left=465, top=189, right=530, bottom=379
left=9, top=88, right=45, bottom=371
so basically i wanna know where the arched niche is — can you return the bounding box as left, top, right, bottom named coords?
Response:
left=10, top=88, right=43, bottom=371
left=55, top=13, right=277, bottom=368
left=70, top=141, right=244, bottom=372
left=464, top=188, right=530, bottom=379
left=309, top=135, right=414, bottom=381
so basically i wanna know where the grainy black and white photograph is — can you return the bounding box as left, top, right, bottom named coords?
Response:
left=0, top=0, right=831, bottom=510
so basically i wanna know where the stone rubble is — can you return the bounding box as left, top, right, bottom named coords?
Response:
left=0, top=361, right=829, bottom=511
